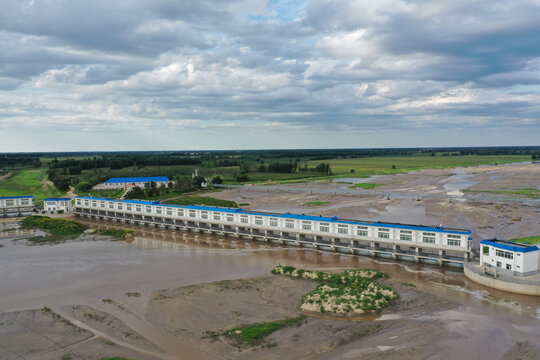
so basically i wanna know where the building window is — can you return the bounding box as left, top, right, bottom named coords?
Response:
left=495, top=249, right=513, bottom=259
left=145, top=206, right=151, bottom=213
left=136, top=205, right=142, bottom=212
left=337, top=224, right=348, bottom=235
left=302, top=221, right=312, bottom=231
left=92, top=201, right=97, bottom=207
left=285, top=220, right=295, bottom=229
left=6, top=200, right=14, bottom=206
left=156, top=207, right=162, bottom=214
left=448, top=239, right=461, bottom=247
left=506, top=264, right=512, bottom=270
left=201, top=211, right=208, bottom=219
left=166, top=208, right=173, bottom=216
left=269, top=218, right=279, bottom=227
left=378, top=228, right=390, bottom=239
left=423, top=232, right=436, bottom=243
left=84, top=200, right=89, bottom=206
left=255, top=216, right=263, bottom=225
left=177, top=209, right=184, bottom=216
left=356, top=226, right=368, bottom=237
left=118, top=203, right=123, bottom=210
left=189, top=210, right=196, bottom=218
left=400, top=230, right=412, bottom=241
left=319, top=223, right=330, bottom=232
left=21, top=199, right=30, bottom=206
left=496, top=261, right=501, bottom=268
left=100, top=201, right=105, bottom=208
left=213, top=213, right=221, bottom=221
left=226, top=214, right=234, bottom=222
left=483, top=246, right=489, bottom=254
left=240, top=215, right=249, bottom=224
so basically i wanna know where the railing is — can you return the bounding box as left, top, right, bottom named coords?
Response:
left=465, top=262, right=540, bottom=285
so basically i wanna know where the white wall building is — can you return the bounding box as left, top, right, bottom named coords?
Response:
left=480, top=239, right=539, bottom=276
left=44, top=198, right=73, bottom=214
left=0, top=196, right=34, bottom=217
left=98, top=177, right=170, bottom=190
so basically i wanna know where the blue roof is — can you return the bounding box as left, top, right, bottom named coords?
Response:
left=480, top=240, right=539, bottom=253
left=44, top=198, right=72, bottom=201
left=0, top=195, right=34, bottom=200
left=105, top=177, right=169, bottom=184
left=74, top=196, right=471, bottom=235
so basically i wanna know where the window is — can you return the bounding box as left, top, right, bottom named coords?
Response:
left=448, top=238, right=461, bottom=247
left=136, top=205, right=142, bottom=212
left=495, top=249, right=513, bottom=259
left=145, top=206, right=152, bottom=213
left=84, top=200, right=89, bottom=206
left=177, top=209, right=184, bottom=216
left=92, top=200, right=97, bottom=207
left=213, top=213, right=221, bottom=221
left=126, top=204, right=132, bottom=211
left=201, top=211, right=208, bottom=219
left=482, top=246, right=489, bottom=254
left=76, top=199, right=81, bottom=205
left=423, top=232, right=436, bottom=244
left=189, top=210, right=196, bottom=218
left=378, top=228, right=390, bottom=239
left=100, top=201, right=105, bottom=208
left=356, top=226, right=368, bottom=237
left=118, top=203, right=123, bottom=210
left=337, top=224, right=348, bottom=235
left=240, top=215, right=249, bottom=224
left=302, top=221, right=312, bottom=231
left=506, top=264, right=512, bottom=270
left=269, top=218, right=279, bottom=227
left=496, top=261, right=501, bottom=268
left=22, top=199, right=30, bottom=205
left=319, top=223, right=330, bottom=233
left=226, top=214, right=234, bottom=222
left=6, top=200, right=14, bottom=206
left=156, top=207, right=162, bottom=214
left=255, top=216, right=263, bottom=225
left=166, top=208, right=173, bottom=216
left=285, top=220, right=295, bottom=229
left=400, top=230, right=412, bottom=241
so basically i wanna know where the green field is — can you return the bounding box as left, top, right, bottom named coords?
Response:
left=349, top=183, right=384, bottom=190
left=306, top=155, right=531, bottom=178
left=0, top=169, right=65, bottom=203
left=463, top=188, right=539, bottom=199
left=510, top=236, right=540, bottom=245
left=304, top=201, right=330, bottom=206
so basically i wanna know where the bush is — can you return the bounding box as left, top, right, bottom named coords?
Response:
left=21, top=216, right=87, bottom=235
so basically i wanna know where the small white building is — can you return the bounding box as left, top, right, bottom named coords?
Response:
left=44, top=198, right=73, bottom=214
left=0, top=196, right=34, bottom=217
left=101, top=177, right=170, bottom=190
left=480, top=239, right=540, bottom=276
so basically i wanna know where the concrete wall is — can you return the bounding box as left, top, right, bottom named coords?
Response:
left=464, top=266, right=540, bottom=296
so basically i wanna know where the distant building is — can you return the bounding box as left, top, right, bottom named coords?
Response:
left=480, top=239, right=539, bottom=276
left=44, top=198, right=73, bottom=214
left=0, top=196, right=34, bottom=217
left=101, top=177, right=170, bottom=190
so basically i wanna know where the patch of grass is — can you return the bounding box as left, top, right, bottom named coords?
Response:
left=463, top=188, right=540, bottom=198
left=400, top=282, right=417, bottom=287
left=510, top=236, right=540, bottom=245
left=239, top=203, right=250, bottom=206
left=162, top=196, right=238, bottom=208
left=224, top=315, right=306, bottom=345
left=304, top=201, right=330, bottom=206
left=21, top=216, right=87, bottom=236
left=0, top=169, right=65, bottom=202
left=125, top=292, right=141, bottom=298
left=349, top=183, right=384, bottom=190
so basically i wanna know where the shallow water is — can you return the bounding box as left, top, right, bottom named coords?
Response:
left=1, top=221, right=539, bottom=358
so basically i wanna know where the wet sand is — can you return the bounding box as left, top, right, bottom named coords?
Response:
left=1, top=162, right=539, bottom=359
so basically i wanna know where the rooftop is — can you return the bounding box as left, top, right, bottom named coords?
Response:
left=105, top=177, right=170, bottom=184
left=480, top=239, right=539, bottom=253
left=0, top=195, right=34, bottom=200
left=44, top=198, right=72, bottom=201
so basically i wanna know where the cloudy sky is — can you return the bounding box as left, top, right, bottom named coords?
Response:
left=1, top=0, right=539, bottom=151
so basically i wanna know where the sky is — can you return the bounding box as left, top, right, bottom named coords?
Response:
left=0, top=0, right=539, bottom=152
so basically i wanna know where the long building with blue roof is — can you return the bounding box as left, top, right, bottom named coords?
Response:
left=75, top=196, right=473, bottom=267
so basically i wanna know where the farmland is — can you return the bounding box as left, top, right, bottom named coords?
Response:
left=0, top=169, right=65, bottom=203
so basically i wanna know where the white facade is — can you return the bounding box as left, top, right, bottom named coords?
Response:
left=0, top=196, right=34, bottom=217
left=98, top=177, right=171, bottom=190
left=480, top=240, right=540, bottom=276
left=74, top=196, right=471, bottom=254
left=44, top=198, right=73, bottom=213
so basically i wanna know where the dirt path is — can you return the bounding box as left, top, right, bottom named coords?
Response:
left=67, top=186, right=77, bottom=198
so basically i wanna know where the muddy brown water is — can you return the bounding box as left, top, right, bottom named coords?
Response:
left=1, top=219, right=539, bottom=359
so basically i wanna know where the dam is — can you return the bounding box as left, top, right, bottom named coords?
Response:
left=74, top=196, right=472, bottom=267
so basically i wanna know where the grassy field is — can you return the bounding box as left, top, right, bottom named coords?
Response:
left=306, top=155, right=531, bottom=178
left=223, top=315, right=306, bottom=346
left=304, top=201, right=330, bottom=206
left=463, top=188, right=540, bottom=199
left=349, top=183, right=384, bottom=189
left=0, top=169, right=64, bottom=202
left=510, top=236, right=540, bottom=245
